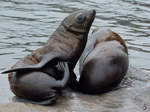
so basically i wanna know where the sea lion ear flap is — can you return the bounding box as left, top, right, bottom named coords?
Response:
left=1, top=52, right=65, bottom=74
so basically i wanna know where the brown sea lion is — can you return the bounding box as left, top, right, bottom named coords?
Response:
left=2, top=10, right=96, bottom=104
left=74, top=28, right=129, bottom=94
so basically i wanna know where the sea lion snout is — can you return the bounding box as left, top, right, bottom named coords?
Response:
left=88, top=9, right=96, bottom=18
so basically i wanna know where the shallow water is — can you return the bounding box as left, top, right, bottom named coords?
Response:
left=0, top=0, right=150, bottom=104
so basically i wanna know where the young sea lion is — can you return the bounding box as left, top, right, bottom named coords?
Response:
left=75, top=28, right=129, bottom=94
left=2, top=10, right=96, bottom=104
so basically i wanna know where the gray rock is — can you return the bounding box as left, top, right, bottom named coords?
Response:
left=0, top=67, right=150, bottom=112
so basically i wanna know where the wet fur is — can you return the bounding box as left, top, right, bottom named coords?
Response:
left=76, top=28, right=129, bottom=94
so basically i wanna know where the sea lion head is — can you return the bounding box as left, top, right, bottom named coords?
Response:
left=62, top=9, right=96, bottom=35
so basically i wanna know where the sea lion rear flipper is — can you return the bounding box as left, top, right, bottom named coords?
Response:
left=53, top=62, right=70, bottom=88
left=1, top=52, right=65, bottom=74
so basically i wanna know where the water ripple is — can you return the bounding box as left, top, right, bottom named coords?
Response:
left=0, top=0, right=150, bottom=71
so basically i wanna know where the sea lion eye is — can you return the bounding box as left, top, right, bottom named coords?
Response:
left=77, top=14, right=86, bottom=23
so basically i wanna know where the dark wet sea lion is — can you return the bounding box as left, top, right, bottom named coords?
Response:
left=2, top=10, right=96, bottom=104
left=11, top=62, right=69, bottom=105
left=74, top=28, right=129, bottom=94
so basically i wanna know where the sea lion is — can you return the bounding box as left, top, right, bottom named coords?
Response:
left=10, top=62, right=69, bottom=105
left=2, top=10, right=96, bottom=104
left=74, top=28, right=129, bottom=94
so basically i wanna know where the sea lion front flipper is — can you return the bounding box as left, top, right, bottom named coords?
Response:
left=1, top=52, right=65, bottom=74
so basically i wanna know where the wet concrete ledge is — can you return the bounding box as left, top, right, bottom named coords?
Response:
left=0, top=67, right=150, bottom=112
